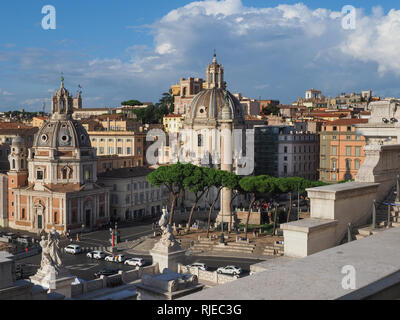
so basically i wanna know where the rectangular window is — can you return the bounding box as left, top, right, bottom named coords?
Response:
left=108, top=147, right=114, bottom=154
left=99, top=147, right=104, bottom=154
left=284, top=146, right=288, bottom=153
left=37, top=170, right=43, bottom=180
left=346, top=135, right=351, bottom=140
left=117, top=147, right=122, bottom=154
left=332, top=146, right=337, bottom=156
left=127, top=147, right=132, bottom=154
left=346, top=146, right=351, bottom=156
left=355, top=147, right=361, bottom=157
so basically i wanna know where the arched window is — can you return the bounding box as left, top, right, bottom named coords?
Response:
left=20, top=159, right=24, bottom=169
left=62, top=167, right=68, bottom=180
left=12, top=159, right=15, bottom=169
left=345, top=159, right=351, bottom=171
left=54, top=211, right=58, bottom=224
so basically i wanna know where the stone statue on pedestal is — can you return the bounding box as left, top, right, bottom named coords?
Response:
left=31, top=227, right=72, bottom=291
left=150, top=208, right=186, bottom=273
left=38, top=227, right=64, bottom=274
left=152, top=208, right=182, bottom=252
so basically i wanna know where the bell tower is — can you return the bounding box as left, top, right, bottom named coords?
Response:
left=8, top=136, right=28, bottom=223
left=206, top=52, right=225, bottom=89
left=8, top=136, right=28, bottom=187
left=51, top=75, right=74, bottom=118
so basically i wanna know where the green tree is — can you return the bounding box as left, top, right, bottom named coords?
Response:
left=204, top=168, right=230, bottom=238
left=147, top=163, right=187, bottom=224
left=240, top=175, right=276, bottom=239
left=121, top=99, right=142, bottom=106
left=183, top=165, right=209, bottom=232
left=261, top=104, right=280, bottom=116
left=223, top=172, right=243, bottom=232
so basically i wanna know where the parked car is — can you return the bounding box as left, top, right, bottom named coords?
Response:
left=16, top=235, right=32, bottom=245
left=187, top=262, right=208, bottom=271
left=94, top=268, right=120, bottom=278
left=124, top=258, right=144, bottom=267
left=64, top=244, right=82, bottom=255
left=3, top=233, right=17, bottom=242
left=217, top=265, right=242, bottom=276
left=105, top=254, right=127, bottom=263
left=87, top=251, right=106, bottom=260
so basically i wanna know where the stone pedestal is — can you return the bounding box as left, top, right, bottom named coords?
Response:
left=136, top=269, right=203, bottom=300
left=30, top=265, right=74, bottom=297
left=150, top=247, right=186, bottom=274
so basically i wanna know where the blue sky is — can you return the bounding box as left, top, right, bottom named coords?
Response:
left=1, top=0, right=400, bottom=111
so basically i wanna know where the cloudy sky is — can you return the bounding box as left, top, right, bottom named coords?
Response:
left=1, top=0, right=400, bottom=111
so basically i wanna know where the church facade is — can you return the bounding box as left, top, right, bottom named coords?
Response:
left=7, top=80, right=110, bottom=234
left=181, top=54, right=247, bottom=226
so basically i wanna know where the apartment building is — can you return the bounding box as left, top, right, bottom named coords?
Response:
left=254, top=125, right=319, bottom=181
left=319, top=119, right=368, bottom=182
left=98, top=167, right=169, bottom=221
left=88, top=131, right=145, bottom=167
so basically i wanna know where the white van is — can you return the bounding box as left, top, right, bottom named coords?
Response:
left=64, top=244, right=82, bottom=255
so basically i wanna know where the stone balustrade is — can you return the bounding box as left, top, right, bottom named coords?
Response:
left=178, top=264, right=238, bottom=285
left=70, top=263, right=159, bottom=297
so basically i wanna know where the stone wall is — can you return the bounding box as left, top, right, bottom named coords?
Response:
left=236, top=210, right=262, bottom=225
left=178, top=264, right=238, bottom=285
left=70, top=263, right=159, bottom=298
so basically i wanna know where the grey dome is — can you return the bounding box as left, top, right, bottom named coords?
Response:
left=185, top=87, right=244, bottom=125
left=34, top=119, right=91, bottom=149
left=12, top=136, right=25, bottom=146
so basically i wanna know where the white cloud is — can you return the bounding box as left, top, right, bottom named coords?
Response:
left=2, top=0, right=400, bottom=111
left=0, top=88, right=13, bottom=96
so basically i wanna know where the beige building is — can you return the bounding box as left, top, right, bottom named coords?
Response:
left=31, top=117, right=48, bottom=128
left=173, top=77, right=204, bottom=114
left=233, top=93, right=260, bottom=116
left=88, top=131, right=145, bottom=166
left=163, top=114, right=183, bottom=133
left=98, top=167, right=168, bottom=221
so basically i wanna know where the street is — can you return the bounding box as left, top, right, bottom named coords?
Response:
left=18, top=250, right=260, bottom=281
left=75, top=221, right=155, bottom=249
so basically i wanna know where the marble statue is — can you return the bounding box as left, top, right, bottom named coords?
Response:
left=153, top=208, right=181, bottom=251
left=38, top=227, right=63, bottom=273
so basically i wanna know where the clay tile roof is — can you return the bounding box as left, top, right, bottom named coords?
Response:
left=325, top=119, right=368, bottom=125
left=164, top=114, right=183, bottom=118
left=98, top=167, right=155, bottom=179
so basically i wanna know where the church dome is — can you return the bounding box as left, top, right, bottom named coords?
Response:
left=33, top=119, right=91, bottom=149
left=185, top=87, right=244, bottom=125
left=12, top=136, right=25, bottom=146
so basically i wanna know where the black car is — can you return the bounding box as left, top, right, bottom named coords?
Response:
left=94, top=268, right=120, bottom=278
